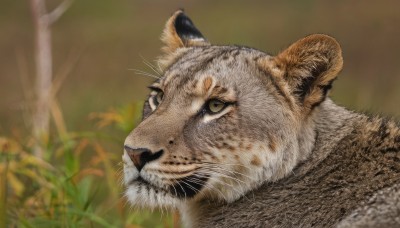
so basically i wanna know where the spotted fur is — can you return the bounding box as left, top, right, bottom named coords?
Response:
left=123, top=11, right=400, bottom=227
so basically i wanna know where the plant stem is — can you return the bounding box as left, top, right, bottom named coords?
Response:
left=30, top=0, right=52, bottom=157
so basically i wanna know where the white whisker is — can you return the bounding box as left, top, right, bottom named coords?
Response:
left=128, top=69, right=161, bottom=79
left=140, top=55, right=162, bottom=76
left=186, top=176, right=228, bottom=201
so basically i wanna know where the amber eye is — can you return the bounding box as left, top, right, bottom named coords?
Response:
left=206, top=99, right=226, bottom=114
left=154, top=91, right=164, bottom=106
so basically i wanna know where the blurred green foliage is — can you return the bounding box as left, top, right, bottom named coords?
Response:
left=0, top=104, right=177, bottom=227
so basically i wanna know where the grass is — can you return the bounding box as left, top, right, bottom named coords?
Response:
left=0, top=103, right=178, bottom=228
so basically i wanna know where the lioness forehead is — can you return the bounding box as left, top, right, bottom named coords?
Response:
left=160, top=45, right=270, bottom=91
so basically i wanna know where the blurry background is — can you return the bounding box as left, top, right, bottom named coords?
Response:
left=1, top=0, right=399, bottom=227
left=2, top=0, right=400, bottom=133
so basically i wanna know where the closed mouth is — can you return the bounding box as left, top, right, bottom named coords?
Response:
left=130, top=176, right=167, bottom=193
left=170, top=173, right=209, bottom=198
left=129, top=174, right=209, bottom=199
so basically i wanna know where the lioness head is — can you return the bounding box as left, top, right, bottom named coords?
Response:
left=123, top=10, right=343, bottom=209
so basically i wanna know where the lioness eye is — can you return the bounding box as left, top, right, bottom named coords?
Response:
left=207, top=99, right=226, bottom=114
left=154, top=92, right=164, bottom=106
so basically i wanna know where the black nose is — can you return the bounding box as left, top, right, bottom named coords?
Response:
left=124, top=146, right=164, bottom=171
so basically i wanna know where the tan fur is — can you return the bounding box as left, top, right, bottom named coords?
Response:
left=268, top=134, right=278, bottom=152
left=250, top=155, right=261, bottom=166
left=202, top=77, right=213, bottom=94
left=160, top=10, right=185, bottom=55
left=123, top=11, right=400, bottom=228
left=273, top=34, right=343, bottom=115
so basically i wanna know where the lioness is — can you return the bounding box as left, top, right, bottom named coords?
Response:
left=123, top=10, right=400, bottom=227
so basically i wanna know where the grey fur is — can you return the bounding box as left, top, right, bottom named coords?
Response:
left=123, top=12, right=400, bottom=228
left=183, top=99, right=400, bottom=227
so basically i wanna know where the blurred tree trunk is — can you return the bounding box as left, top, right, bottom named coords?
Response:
left=30, top=0, right=51, bottom=157
left=30, top=0, right=73, bottom=157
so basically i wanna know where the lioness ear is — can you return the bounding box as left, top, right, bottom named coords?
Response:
left=161, top=10, right=209, bottom=54
left=274, top=34, right=343, bottom=110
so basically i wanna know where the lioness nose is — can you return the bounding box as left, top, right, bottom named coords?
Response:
left=124, top=146, right=164, bottom=171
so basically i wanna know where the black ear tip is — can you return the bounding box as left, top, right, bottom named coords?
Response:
left=175, top=12, right=192, bottom=27
left=174, top=11, right=205, bottom=41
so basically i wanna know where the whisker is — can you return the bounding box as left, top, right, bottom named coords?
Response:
left=199, top=163, right=256, bottom=181
left=185, top=176, right=228, bottom=201
left=180, top=180, right=201, bottom=195
left=133, top=68, right=159, bottom=78
left=193, top=173, right=245, bottom=201
left=174, top=180, right=187, bottom=199
left=140, top=55, right=162, bottom=76
left=128, top=69, right=161, bottom=79
left=130, top=69, right=160, bottom=79
left=194, top=171, right=246, bottom=196
left=197, top=171, right=253, bottom=202
left=170, top=182, right=179, bottom=198
left=199, top=167, right=248, bottom=185
left=201, top=161, right=252, bottom=170
left=181, top=178, right=213, bottom=200
left=196, top=168, right=251, bottom=197
left=156, top=61, right=163, bottom=74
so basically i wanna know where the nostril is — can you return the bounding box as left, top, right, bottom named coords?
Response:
left=142, top=150, right=164, bottom=164
left=124, top=145, right=164, bottom=171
